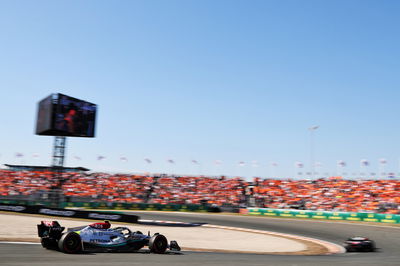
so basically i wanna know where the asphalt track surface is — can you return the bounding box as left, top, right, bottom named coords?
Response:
left=1, top=212, right=399, bottom=266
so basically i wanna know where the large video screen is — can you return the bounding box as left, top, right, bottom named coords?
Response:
left=35, top=93, right=97, bottom=137
left=35, top=95, right=53, bottom=134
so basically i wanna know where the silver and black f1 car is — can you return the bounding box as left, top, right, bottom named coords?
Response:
left=343, top=236, right=376, bottom=252
left=37, top=220, right=181, bottom=254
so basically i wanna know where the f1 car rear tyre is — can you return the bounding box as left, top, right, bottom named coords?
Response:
left=41, top=238, right=57, bottom=250
left=149, top=234, right=168, bottom=254
left=58, top=232, right=82, bottom=254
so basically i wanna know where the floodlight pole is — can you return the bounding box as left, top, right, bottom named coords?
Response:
left=308, top=126, right=319, bottom=180
left=51, top=136, right=67, bottom=207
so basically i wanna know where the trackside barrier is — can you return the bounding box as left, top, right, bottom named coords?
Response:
left=0, top=203, right=139, bottom=223
left=0, top=200, right=221, bottom=213
left=245, top=208, right=400, bottom=224
left=65, top=202, right=217, bottom=212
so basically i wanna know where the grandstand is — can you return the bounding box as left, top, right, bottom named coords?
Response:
left=0, top=169, right=399, bottom=214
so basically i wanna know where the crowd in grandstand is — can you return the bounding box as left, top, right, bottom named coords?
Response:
left=0, top=169, right=399, bottom=214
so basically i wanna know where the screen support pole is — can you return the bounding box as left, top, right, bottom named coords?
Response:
left=51, top=136, right=67, bottom=207
left=52, top=136, right=67, bottom=167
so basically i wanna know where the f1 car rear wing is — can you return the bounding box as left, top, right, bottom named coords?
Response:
left=37, top=221, right=65, bottom=238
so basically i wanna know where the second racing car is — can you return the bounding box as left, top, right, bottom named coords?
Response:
left=343, top=236, right=376, bottom=252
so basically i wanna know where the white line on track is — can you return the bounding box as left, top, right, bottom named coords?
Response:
left=130, top=211, right=400, bottom=229
left=243, top=216, right=400, bottom=229
left=0, top=242, right=39, bottom=245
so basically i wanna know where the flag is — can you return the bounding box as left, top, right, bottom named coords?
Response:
left=32, top=153, right=39, bottom=158
left=271, top=162, right=278, bottom=167
left=308, top=125, right=319, bottom=130
left=295, top=161, right=303, bottom=168
left=251, top=160, right=259, bottom=167
left=337, top=160, right=346, bottom=167
left=144, top=158, right=152, bottom=164
left=214, top=160, right=222, bottom=165
left=238, top=161, right=245, bottom=167
left=120, top=156, right=128, bottom=162
left=97, top=155, right=105, bottom=161
left=15, top=152, right=24, bottom=158
left=167, top=159, right=175, bottom=164
left=73, top=156, right=82, bottom=160
left=379, top=158, right=387, bottom=164
left=191, top=160, right=199, bottom=164
left=360, top=159, right=369, bottom=166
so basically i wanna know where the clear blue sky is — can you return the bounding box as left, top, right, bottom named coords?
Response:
left=0, top=0, right=399, bottom=179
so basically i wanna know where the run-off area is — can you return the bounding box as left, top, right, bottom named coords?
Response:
left=0, top=213, right=309, bottom=254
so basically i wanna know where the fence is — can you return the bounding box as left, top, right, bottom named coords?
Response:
left=243, top=208, right=400, bottom=224
left=0, top=199, right=221, bottom=212
left=0, top=203, right=139, bottom=223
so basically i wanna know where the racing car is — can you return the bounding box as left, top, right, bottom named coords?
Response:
left=37, top=220, right=181, bottom=254
left=343, top=236, right=376, bottom=252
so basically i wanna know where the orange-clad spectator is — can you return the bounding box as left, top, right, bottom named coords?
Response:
left=0, top=169, right=399, bottom=214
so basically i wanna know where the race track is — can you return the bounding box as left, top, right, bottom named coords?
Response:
left=1, top=212, right=399, bottom=266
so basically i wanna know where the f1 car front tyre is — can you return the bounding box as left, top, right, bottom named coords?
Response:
left=58, top=232, right=82, bottom=254
left=149, top=234, right=168, bottom=254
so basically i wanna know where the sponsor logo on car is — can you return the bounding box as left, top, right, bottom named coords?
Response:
left=96, top=231, right=117, bottom=236
left=89, top=239, right=110, bottom=243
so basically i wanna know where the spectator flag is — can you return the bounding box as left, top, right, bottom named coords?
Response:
left=15, top=152, right=24, bottom=158
left=378, top=158, right=387, bottom=178
left=295, top=161, right=304, bottom=168
left=167, top=159, right=175, bottom=164
left=379, top=158, right=387, bottom=165
left=144, top=158, right=152, bottom=164
left=191, top=160, right=199, bottom=164
left=97, top=155, right=106, bottom=161
left=308, top=125, right=319, bottom=131
left=337, top=160, right=346, bottom=167
left=315, top=162, right=323, bottom=167
left=238, top=161, right=245, bottom=167
left=361, top=159, right=369, bottom=166
left=120, top=156, right=128, bottom=162
left=271, top=162, right=278, bottom=167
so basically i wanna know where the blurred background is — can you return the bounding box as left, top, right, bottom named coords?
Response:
left=0, top=0, right=399, bottom=214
